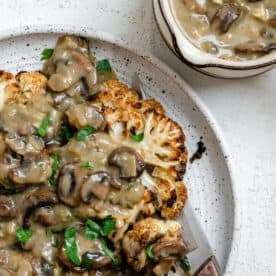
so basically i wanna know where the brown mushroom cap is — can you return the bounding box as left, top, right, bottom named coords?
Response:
left=0, top=195, right=16, bottom=220
left=211, top=3, right=241, bottom=33
left=59, top=234, right=111, bottom=271
left=66, top=103, right=106, bottom=130
left=234, top=42, right=276, bottom=54
left=9, top=153, right=52, bottom=185
left=22, top=189, right=58, bottom=228
left=108, top=147, right=145, bottom=179
left=80, top=171, right=110, bottom=203
left=44, top=35, right=97, bottom=93
left=5, top=134, right=44, bottom=155
left=152, top=241, right=187, bottom=259
left=34, top=206, right=58, bottom=226
left=57, top=163, right=85, bottom=207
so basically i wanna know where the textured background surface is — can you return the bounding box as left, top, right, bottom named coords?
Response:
left=0, top=0, right=275, bottom=275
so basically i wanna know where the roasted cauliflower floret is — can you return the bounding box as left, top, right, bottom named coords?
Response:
left=96, top=80, right=188, bottom=181
left=16, top=71, right=47, bottom=95
left=0, top=71, right=20, bottom=111
left=151, top=167, right=188, bottom=219
left=122, top=217, right=186, bottom=271
left=132, top=99, right=165, bottom=115
left=98, top=80, right=139, bottom=109
left=103, top=108, right=187, bottom=181
left=96, top=80, right=188, bottom=219
left=136, top=110, right=186, bottom=171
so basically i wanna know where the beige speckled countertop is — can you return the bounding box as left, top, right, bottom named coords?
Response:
left=0, top=0, right=275, bottom=275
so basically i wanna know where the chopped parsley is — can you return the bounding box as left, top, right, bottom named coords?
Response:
left=49, top=153, right=59, bottom=185
left=96, top=59, right=112, bottom=73
left=41, top=48, right=54, bottom=61
left=76, top=125, right=96, bottom=141
left=64, top=227, right=81, bottom=265
left=84, top=219, right=101, bottom=240
left=81, top=253, right=94, bottom=269
left=80, top=161, right=94, bottom=170
left=84, top=216, right=116, bottom=240
left=180, top=256, right=191, bottom=273
left=145, top=245, right=155, bottom=260
left=101, top=215, right=116, bottom=236
left=62, top=125, right=73, bottom=142
left=16, top=227, right=32, bottom=244
left=83, top=217, right=118, bottom=266
left=102, top=239, right=120, bottom=265
left=130, top=132, right=144, bottom=142
left=37, top=115, right=50, bottom=137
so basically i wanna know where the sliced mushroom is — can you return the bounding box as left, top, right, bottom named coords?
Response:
left=5, top=133, right=44, bottom=155
left=234, top=42, right=276, bottom=53
left=34, top=206, right=58, bottom=226
left=59, top=234, right=111, bottom=271
left=9, top=153, right=52, bottom=185
left=23, top=189, right=58, bottom=228
left=0, top=195, right=16, bottom=220
left=152, top=259, right=182, bottom=276
left=81, top=171, right=110, bottom=203
left=32, top=259, right=54, bottom=276
left=152, top=241, right=187, bottom=259
left=108, top=147, right=145, bottom=179
left=57, top=163, right=85, bottom=207
left=44, top=36, right=97, bottom=92
left=66, top=103, right=105, bottom=130
left=211, top=3, right=241, bottom=33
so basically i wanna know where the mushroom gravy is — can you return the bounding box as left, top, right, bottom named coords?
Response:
left=171, top=0, right=276, bottom=60
left=0, top=36, right=190, bottom=275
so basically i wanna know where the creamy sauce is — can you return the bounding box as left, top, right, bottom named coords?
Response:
left=172, top=0, right=276, bottom=60
left=0, top=35, right=188, bottom=276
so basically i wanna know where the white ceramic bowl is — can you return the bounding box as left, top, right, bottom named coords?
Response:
left=153, top=0, right=276, bottom=78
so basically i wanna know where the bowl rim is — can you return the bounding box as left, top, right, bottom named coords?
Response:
left=158, top=0, right=276, bottom=70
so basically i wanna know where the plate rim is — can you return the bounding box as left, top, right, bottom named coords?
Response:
left=0, top=24, right=242, bottom=274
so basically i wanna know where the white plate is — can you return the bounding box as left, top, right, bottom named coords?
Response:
left=0, top=25, right=240, bottom=274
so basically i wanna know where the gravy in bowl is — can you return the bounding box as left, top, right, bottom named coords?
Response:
left=171, top=0, right=276, bottom=60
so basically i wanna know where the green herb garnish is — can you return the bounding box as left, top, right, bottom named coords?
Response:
left=41, top=48, right=54, bottom=61
left=130, top=132, right=144, bottom=142
left=80, top=161, right=94, bottom=170
left=49, top=153, right=59, bottom=185
left=0, top=178, right=20, bottom=195
left=101, top=215, right=115, bottom=236
left=145, top=245, right=155, bottom=260
left=81, top=253, right=94, bottom=269
left=50, top=153, right=59, bottom=175
left=37, top=115, right=50, bottom=137
left=76, top=125, right=96, bottom=141
left=64, top=227, right=81, bottom=265
left=96, top=59, right=112, bottom=73
left=102, top=239, right=120, bottom=265
left=62, top=125, right=73, bottom=142
left=16, top=227, right=32, bottom=244
left=180, top=256, right=191, bottom=273
left=85, top=219, right=101, bottom=240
